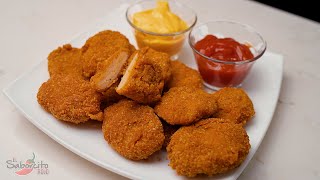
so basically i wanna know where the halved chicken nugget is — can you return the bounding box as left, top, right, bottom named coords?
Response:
left=116, top=47, right=171, bottom=104
left=212, top=87, right=255, bottom=125
left=167, top=60, right=203, bottom=89
left=154, top=86, right=218, bottom=125
left=102, top=99, right=164, bottom=160
left=100, top=80, right=124, bottom=106
left=167, top=118, right=250, bottom=177
left=90, top=48, right=130, bottom=92
left=81, top=30, right=132, bottom=77
left=48, top=44, right=82, bottom=77
left=37, top=74, right=102, bottom=123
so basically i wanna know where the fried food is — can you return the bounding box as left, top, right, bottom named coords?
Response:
left=162, top=121, right=180, bottom=149
left=100, top=80, right=124, bottom=106
left=48, top=44, right=82, bottom=77
left=90, top=48, right=130, bottom=92
left=167, top=118, right=250, bottom=177
left=37, top=74, right=102, bottom=123
left=166, top=60, right=203, bottom=89
left=102, top=100, right=164, bottom=160
left=154, top=86, right=218, bottom=125
left=129, top=44, right=136, bottom=54
left=38, top=28, right=255, bottom=177
left=212, top=87, right=255, bottom=125
left=116, top=47, right=171, bottom=104
left=81, top=30, right=132, bottom=77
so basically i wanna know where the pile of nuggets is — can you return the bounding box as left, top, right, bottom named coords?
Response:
left=37, top=30, right=255, bottom=177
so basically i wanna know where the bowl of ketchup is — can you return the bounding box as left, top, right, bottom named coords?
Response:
left=188, top=21, right=267, bottom=90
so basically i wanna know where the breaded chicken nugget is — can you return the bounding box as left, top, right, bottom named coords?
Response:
left=167, top=60, right=203, bottom=89
left=154, top=87, right=218, bottom=125
left=81, top=30, right=131, bottom=77
left=161, top=121, right=180, bottom=149
left=90, top=48, right=130, bottom=92
left=116, top=47, right=171, bottom=104
left=100, top=80, right=124, bottom=106
left=129, top=44, right=136, bottom=54
left=37, top=74, right=102, bottom=123
left=167, top=118, right=250, bottom=177
left=48, top=44, right=82, bottom=77
left=212, top=87, right=255, bottom=125
left=102, top=100, right=164, bottom=160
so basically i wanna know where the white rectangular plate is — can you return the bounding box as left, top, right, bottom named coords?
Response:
left=3, top=4, right=283, bottom=180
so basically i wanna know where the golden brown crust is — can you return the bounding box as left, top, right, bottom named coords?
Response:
left=154, top=87, right=218, bottom=125
left=166, top=60, right=203, bottom=89
left=88, top=112, right=104, bottom=122
left=129, top=44, right=136, bottom=54
left=167, top=118, right=250, bottom=177
left=48, top=44, right=83, bottom=77
left=116, top=47, right=171, bottom=104
left=37, top=74, right=102, bottom=124
left=81, top=30, right=131, bottom=77
left=102, top=100, right=165, bottom=160
left=212, top=87, right=255, bottom=125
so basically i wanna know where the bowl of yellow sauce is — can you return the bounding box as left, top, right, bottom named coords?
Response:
left=126, top=0, right=197, bottom=59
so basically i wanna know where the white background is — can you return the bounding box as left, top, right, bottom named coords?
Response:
left=0, top=0, right=319, bottom=179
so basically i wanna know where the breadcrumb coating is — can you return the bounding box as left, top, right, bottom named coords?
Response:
left=102, top=100, right=164, bottom=160
left=116, top=47, right=171, bottom=104
left=154, top=87, right=218, bottom=125
left=81, top=30, right=131, bottom=77
left=37, top=74, right=102, bottom=123
left=212, top=87, right=255, bottom=125
left=48, top=44, right=82, bottom=77
left=167, top=60, right=203, bottom=89
left=129, top=44, right=136, bottom=54
left=167, top=118, right=250, bottom=177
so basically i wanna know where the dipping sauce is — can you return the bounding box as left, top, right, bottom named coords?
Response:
left=194, top=35, right=254, bottom=88
left=132, top=0, right=188, bottom=34
left=132, top=0, right=188, bottom=56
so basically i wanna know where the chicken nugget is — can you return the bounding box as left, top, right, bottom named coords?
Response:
left=161, top=121, right=180, bottom=149
left=100, top=80, right=124, bottom=106
left=212, top=87, right=255, bottom=125
left=154, top=87, right=218, bottom=125
left=167, top=118, right=250, bottom=177
left=129, top=44, right=136, bottom=54
left=116, top=47, right=171, bottom=104
left=37, top=74, right=102, bottom=123
left=81, top=30, right=131, bottom=77
left=90, top=48, right=130, bottom=92
left=167, top=60, right=203, bottom=89
left=102, top=100, right=164, bottom=160
left=48, top=44, right=82, bottom=77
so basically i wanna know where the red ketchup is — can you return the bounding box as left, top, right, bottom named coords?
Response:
left=194, top=35, right=254, bottom=88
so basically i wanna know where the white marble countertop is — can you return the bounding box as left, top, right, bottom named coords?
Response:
left=0, top=0, right=319, bottom=179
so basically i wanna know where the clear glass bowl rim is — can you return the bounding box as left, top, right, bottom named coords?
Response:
left=126, top=0, right=197, bottom=37
left=188, top=20, right=267, bottom=65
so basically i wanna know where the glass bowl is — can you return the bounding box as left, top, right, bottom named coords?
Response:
left=126, top=0, right=197, bottom=60
left=189, top=21, right=267, bottom=90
